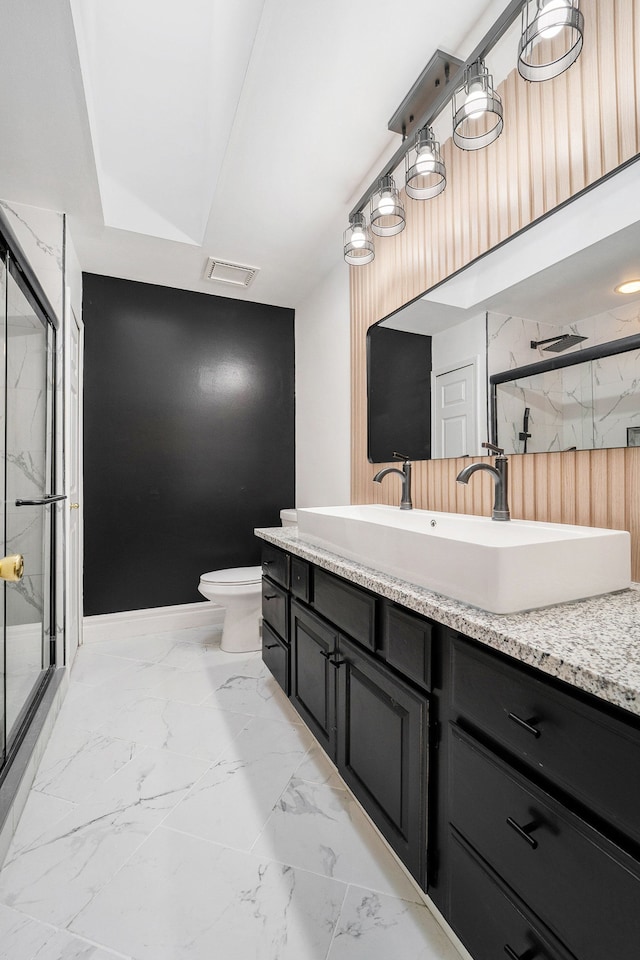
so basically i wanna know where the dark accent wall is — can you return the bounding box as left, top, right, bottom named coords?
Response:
left=82, top=274, right=295, bottom=616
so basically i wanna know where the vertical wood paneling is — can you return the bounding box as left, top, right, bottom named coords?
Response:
left=351, top=0, right=640, bottom=580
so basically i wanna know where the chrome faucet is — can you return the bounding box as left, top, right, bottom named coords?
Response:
left=373, top=452, right=412, bottom=510
left=456, top=442, right=510, bottom=521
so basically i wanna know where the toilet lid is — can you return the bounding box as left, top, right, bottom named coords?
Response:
left=200, top=565, right=262, bottom=586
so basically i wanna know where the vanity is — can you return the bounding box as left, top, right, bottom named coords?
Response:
left=256, top=522, right=640, bottom=960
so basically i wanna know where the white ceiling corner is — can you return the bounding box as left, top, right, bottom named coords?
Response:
left=2, top=0, right=511, bottom=308
left=69, top=0, right=266, bottom=245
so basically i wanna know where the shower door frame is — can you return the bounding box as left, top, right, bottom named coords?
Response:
left=0, top=223, right=60, bottom=783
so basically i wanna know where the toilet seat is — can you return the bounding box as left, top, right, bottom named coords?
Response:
left=200, top=565, right=262, bottom=586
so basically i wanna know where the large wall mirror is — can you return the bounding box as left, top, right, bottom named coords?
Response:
left=368, top=157, right=640, bottom=460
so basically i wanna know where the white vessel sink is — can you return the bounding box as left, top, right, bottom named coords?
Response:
left=296, top=505, right=631, bottom=614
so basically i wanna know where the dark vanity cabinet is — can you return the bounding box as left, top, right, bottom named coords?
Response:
left=260, top=540, right=640, bottom=960
left=263, top=548, right=431, bottom=888
left=261, top=544, right=291, bottom=695
left=444, top=633, right=640, bottom=960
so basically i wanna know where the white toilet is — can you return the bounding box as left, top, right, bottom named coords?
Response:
left=198, top=510, right=297, bottom=653
left=198, top=566, right=262, bottom=653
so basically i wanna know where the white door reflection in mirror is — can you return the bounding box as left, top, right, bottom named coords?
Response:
left=434, top=363, right=477, bottom=459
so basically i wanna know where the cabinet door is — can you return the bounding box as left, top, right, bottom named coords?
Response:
left=290, top=600, right=337, bottom=758
left=336, top=635, right=429, bottom=886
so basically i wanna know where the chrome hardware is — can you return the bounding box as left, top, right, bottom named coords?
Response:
left=506, top=817, right=539, bottom=849
left=373, top=453, right=413, bottom=510
left=456, top=446, right=510, bottom=521
left=0, top=554, right=24, bottom=582
left=508, top=712, right=541, bottom=738
left=16, top=494, right=67, bottom=507
left=504, top=945, right=535, bottom=960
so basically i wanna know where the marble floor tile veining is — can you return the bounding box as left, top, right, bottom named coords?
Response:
left=0, top=623, right=465, bottom=960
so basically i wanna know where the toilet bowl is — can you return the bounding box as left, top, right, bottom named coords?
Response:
left=198, top=566, right=262, bottom=653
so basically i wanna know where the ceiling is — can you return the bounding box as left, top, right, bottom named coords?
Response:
left=380, top=158, right=640, bottom=335
left=0, top=0, right=508, bottom=309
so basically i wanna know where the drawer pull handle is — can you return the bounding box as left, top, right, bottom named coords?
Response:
left=504, top=946, right=535, bottom=960
left=506, top=817, right=539, bottom=849
left=508, top=713, right=541, bottom=738
left=263, top=560, right=273, bottom=566
left=320, top=649, right=337, bottom=660
left=264, top=643, right=279, bottom=650
left=264, top=594, right=278, bottom=600
left=330, top=658, right=347, bottom=668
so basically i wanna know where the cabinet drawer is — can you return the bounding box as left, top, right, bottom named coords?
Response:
left=313, top=568, right=376, bottom=651
left=262, top=621, right=289, bottom=696
left=291, top=556, right=311, bottom=603
left=261, top=544, right=289, bottom=589
left=380, top=603, right=432, bottom=691
left=262, top=579, right=288, bottom=641
left=450, top=725, right=640, bottom=960
left=450, top=832, right=574, bottom=960
left=450, top=634, right=640, bottom=845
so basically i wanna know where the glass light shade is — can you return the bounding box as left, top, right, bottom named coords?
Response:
left=370, top=176, right=406, bottom=236
left=518, top=0, right=584, bottom=82
left=405, top=126, right=446, bottom=200
left=343, top=213, right=374, bottom=265
left=452, top=59, right=503, bottom=151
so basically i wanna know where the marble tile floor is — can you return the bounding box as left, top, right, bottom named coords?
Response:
left=0, top=623, right=466, bottom=960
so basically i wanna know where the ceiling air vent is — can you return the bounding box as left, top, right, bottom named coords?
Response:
left=204, top=258, right=259, bottom=288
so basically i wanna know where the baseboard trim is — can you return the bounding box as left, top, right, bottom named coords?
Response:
left=83, top=602, right=224, bottom=643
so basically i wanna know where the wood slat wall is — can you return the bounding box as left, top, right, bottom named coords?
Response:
left=350, top=0, right=640, bottom=580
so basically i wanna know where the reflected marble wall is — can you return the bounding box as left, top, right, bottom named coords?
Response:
left=489, top=302, right=640, bottom=453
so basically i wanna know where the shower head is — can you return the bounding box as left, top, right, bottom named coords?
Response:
left=530, top=334, right=588, bottom=353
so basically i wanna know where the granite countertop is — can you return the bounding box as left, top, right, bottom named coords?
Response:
left=255, top=525, right=640, bottom=719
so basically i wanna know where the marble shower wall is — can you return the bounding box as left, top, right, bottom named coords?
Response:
left=488, top=302, right=640, bottom=453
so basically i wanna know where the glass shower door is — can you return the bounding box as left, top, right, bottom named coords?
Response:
left=1, top=254, right=55, bottom=761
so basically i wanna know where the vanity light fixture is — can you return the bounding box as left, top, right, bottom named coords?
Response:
left=343, top=212, right=375, bottom=265
left=452, top=59, right=503, bottom=151
left=518, top=0, right=584, bottom=82
left=405, top=126, right=446, bottom=200
left=370, top=176, right=406, bottom=237
left=615, top=279, right=640, bottom=295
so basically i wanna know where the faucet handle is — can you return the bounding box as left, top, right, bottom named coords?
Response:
left=482, top=441, right=505, bottom=456
left=392, top=451, right=411, bottom=463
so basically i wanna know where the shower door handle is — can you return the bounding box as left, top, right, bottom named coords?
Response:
left=0, top=554, right=24, bottom=581
left=15, top=494, right=67, bottom=507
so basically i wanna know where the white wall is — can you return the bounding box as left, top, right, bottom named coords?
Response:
left=295, top=259, right=350, bottom=506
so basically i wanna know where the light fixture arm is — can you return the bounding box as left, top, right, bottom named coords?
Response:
left=348, top=0, right=525, bottom=222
